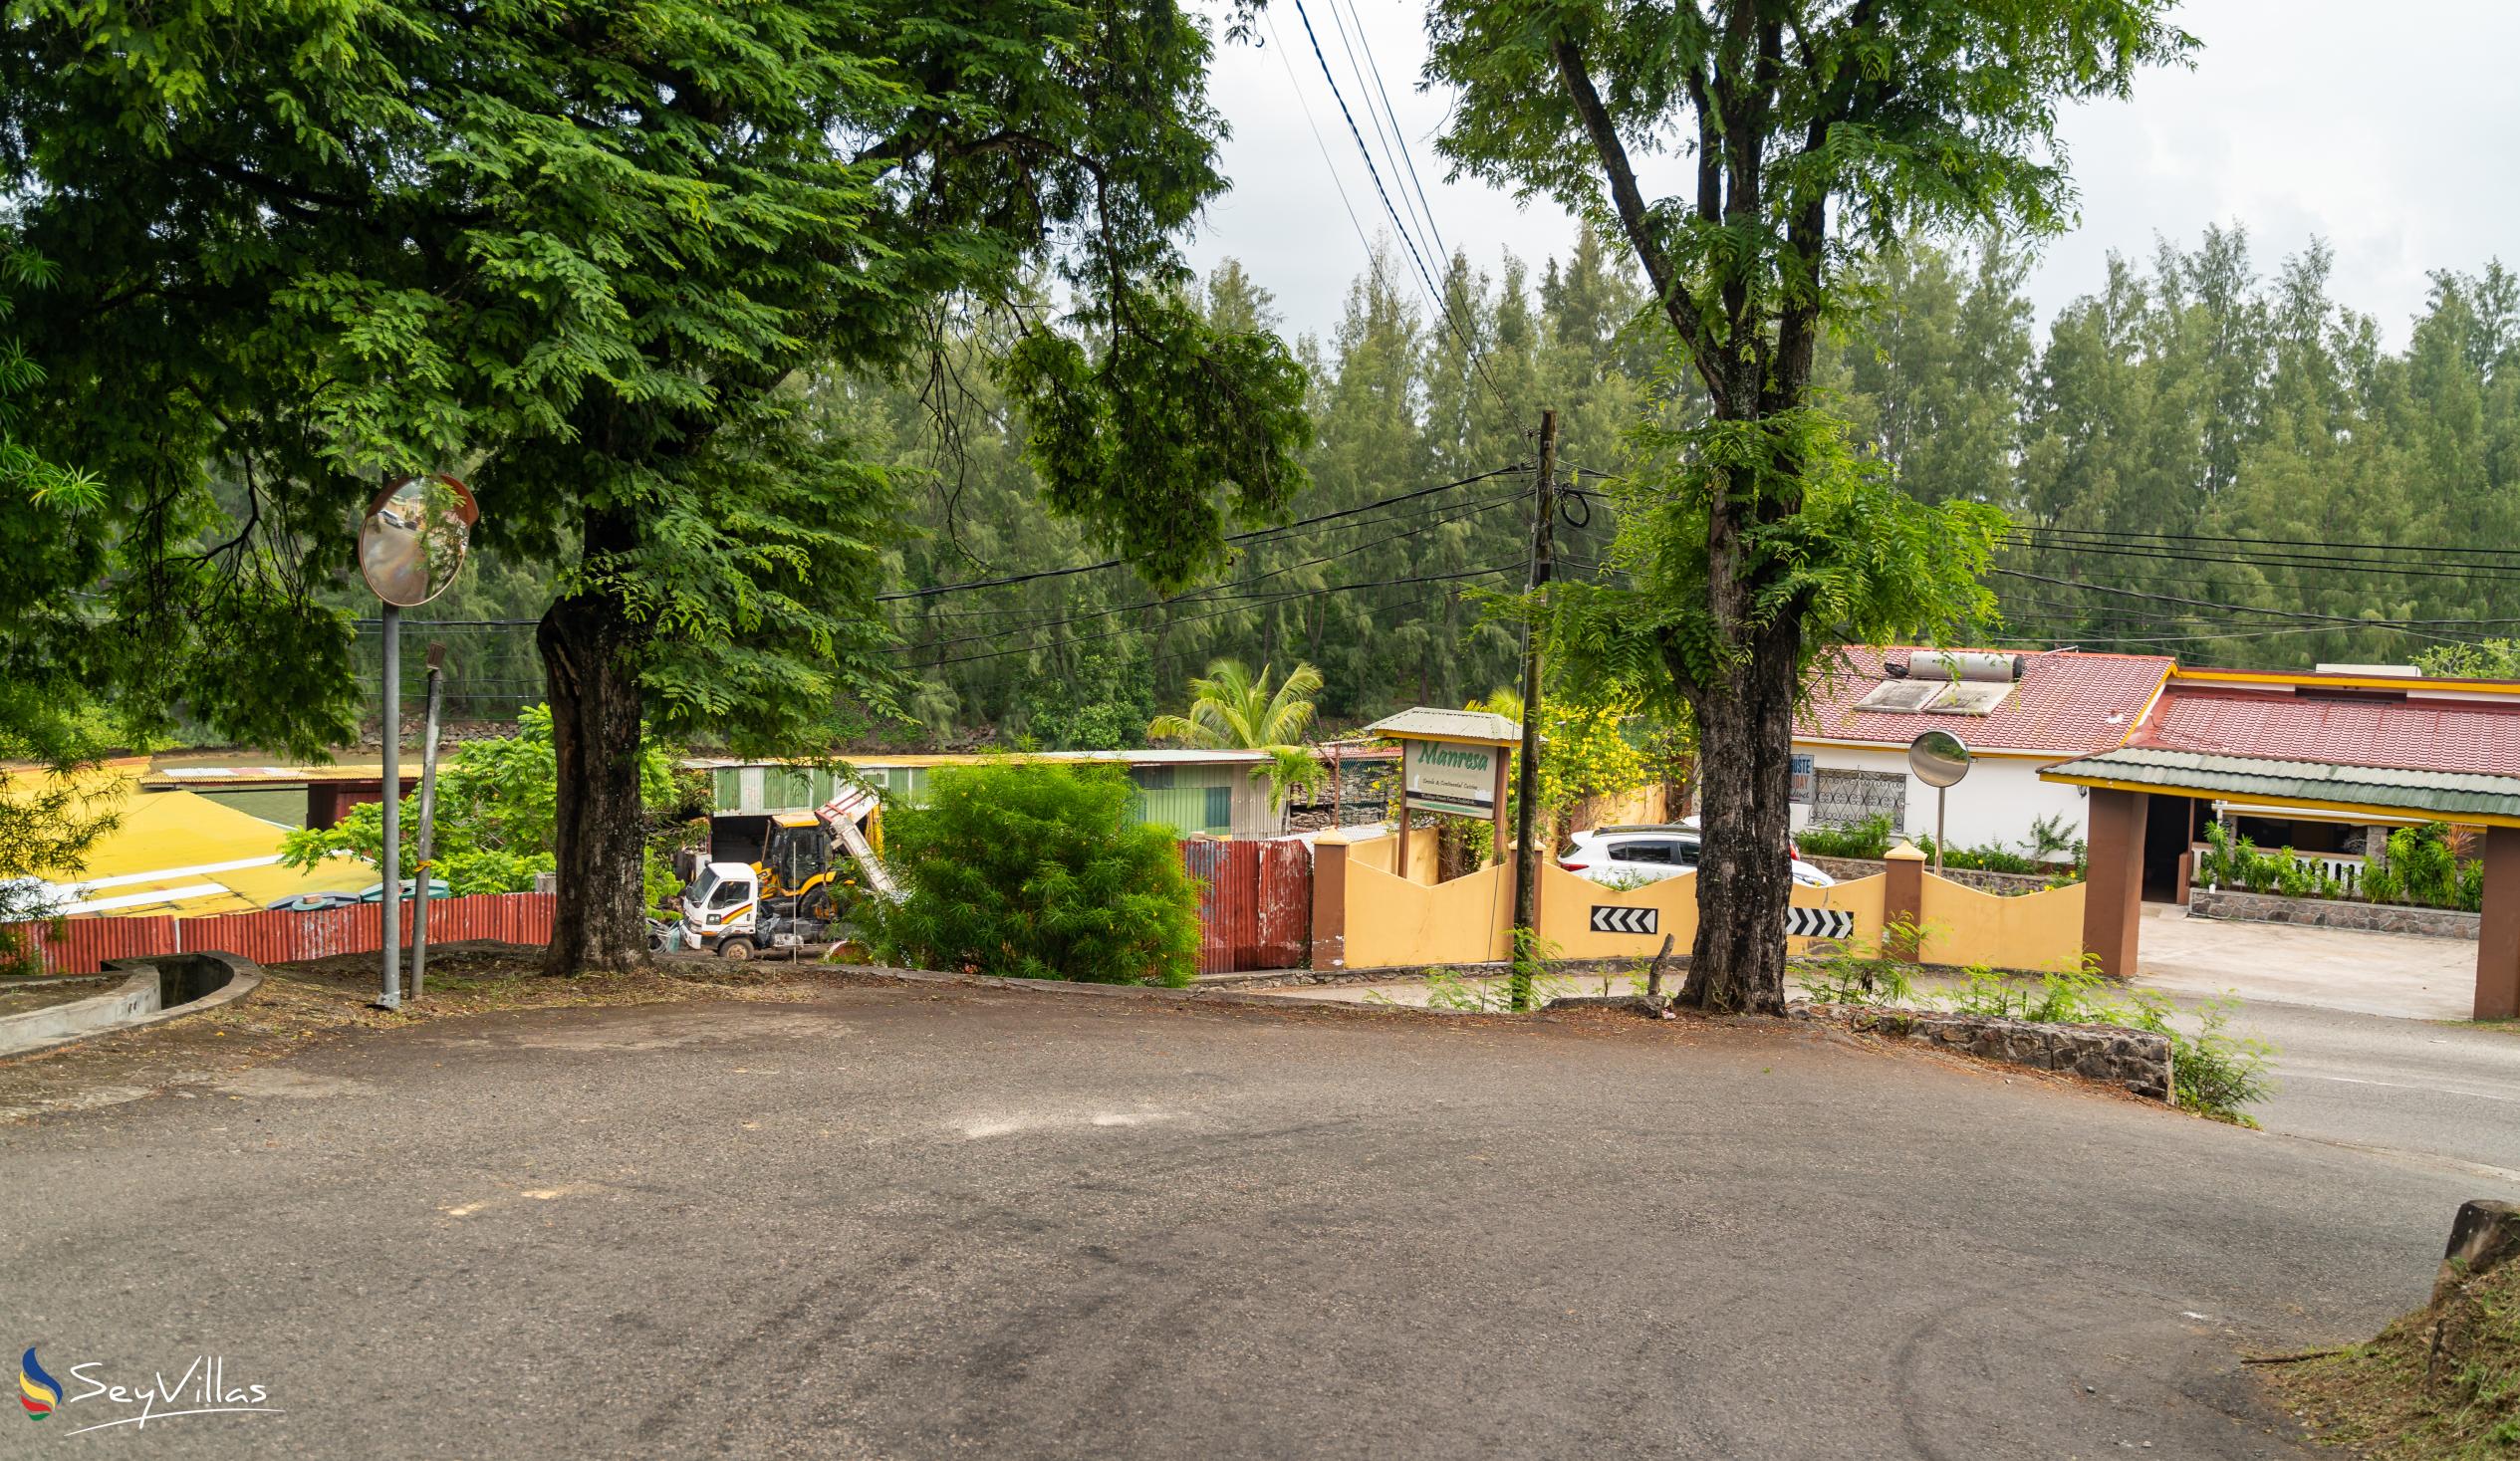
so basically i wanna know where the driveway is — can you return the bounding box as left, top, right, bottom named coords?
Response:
left=0, top=979, right=2506, bottom=1458
left=2138, top=902, right=2475, bottom=1022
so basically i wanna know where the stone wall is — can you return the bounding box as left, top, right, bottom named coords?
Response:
left=2188, top=885, right=2480, bottom=941
left=1805, top=855, right=2060, bottom=898
left=1806, top=1004, right=2173, bottom=1102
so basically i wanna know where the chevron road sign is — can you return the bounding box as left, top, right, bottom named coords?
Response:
left=1589, top=904, right=1657, bottom=935
left=1784, top=906, right=1856, bottom=939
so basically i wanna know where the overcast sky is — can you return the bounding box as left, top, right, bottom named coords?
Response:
left=1184, top=0, right=2520, bottom=350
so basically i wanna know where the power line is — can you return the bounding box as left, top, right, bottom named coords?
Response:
left=897, top=485, right=1527, bottom=622
left=878, top=463, right=1526, bottom=603
left=2007, top=532, right=2520, bottom=586
left=908, top=563, right=1517, bottom=671
left=1262, top=8, right=1377, bottom=281
left=1324, top=0, right=1448, bottom=268
left=2019, top=524, right=2520, bottom=561
left=1285, top=0, right=1444, bottom=312
left=1993, top=569, right=2520, bottom=629
left=1282, top=0, right=1507, bottom=412
left=896, top=489, right=1520, bottom=652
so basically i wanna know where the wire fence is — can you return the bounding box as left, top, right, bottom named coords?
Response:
left=350, top=621, right=547, bottom=724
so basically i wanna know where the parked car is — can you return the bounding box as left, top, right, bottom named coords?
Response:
left=1559, top=822, right=1836, bottom=888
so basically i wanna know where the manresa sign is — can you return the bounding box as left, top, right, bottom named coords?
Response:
left=1403, top=740, right=1498, bottom=818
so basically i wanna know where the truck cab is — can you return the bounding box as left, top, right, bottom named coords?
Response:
left=681, top=860, right=764, bottom=955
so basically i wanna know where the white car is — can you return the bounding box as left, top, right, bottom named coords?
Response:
left=1558, top=822, right=1836, bottom=888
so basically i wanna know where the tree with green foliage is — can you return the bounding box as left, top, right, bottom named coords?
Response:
left=2415, top=640, right=2520, bottom=681
left=279, top=706, right=690, bottom=906
left=1148, top=658, right=1328, bottom=811
left=1426, top=0, right=2187, bottom=1011
left=7, top=0, right=1311, bottom=975
left=871, top=763, right=1200, bottom=986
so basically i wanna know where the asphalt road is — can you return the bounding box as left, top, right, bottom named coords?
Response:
left=3, top=980, right=2510, bottom=1459
left=2214, top=995, right=2520, bottom=1179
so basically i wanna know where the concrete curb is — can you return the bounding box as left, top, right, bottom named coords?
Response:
left=0, top=952, right=263, bottom=1060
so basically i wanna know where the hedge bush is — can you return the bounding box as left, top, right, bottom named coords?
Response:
left=870, top=762, right=1201, bottom=986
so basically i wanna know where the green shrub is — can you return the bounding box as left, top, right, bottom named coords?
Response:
left=869, top=762, right=1200, bottom=986
left=1796, top=813, right=1896, bottom=860
left=2114, top=991, right=2275, bottom=1124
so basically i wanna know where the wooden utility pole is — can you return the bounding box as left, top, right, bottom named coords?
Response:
left=1509, top=410, right=1558, bottom=1011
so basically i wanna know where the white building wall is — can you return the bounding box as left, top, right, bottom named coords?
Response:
left=1787, top=745, right=2091, bottom=852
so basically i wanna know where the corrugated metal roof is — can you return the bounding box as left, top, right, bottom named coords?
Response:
left=1796, top=645, right=2171, bottom=756
left=1361, top=708, right=1522, bottom=744
left=2039, top=746, right=2520, bottom=821
left=2138, top=685, right=2520, bottom=775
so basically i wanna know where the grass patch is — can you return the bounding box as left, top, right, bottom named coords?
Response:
left=2272, top=1256, right=2520, bottom=1458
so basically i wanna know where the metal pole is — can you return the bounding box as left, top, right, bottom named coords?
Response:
left=1509, top=409, right=1558, bottom=1012
left=378, top=604, right=402, bottom=1010
left=1934, top=785, right=1947, bottom=878
left=410, top=643, right=446, bottom=1001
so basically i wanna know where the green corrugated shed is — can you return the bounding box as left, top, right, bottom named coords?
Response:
left=2041, top=746, right=2520, bottom=822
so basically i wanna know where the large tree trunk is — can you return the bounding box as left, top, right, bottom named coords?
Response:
left=539, top=512, right=652, bottom=975
left=1677, top=609, right=1803, bottom=1013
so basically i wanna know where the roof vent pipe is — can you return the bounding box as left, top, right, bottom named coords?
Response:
left=1906, top=651, right=2023, bottom=684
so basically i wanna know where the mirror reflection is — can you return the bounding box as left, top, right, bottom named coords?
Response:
left=359, top=474, right=478, bottom=607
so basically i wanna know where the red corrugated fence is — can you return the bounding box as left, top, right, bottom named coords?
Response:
left=4, top=893, right=558, bottom=975
left=1179, top=839, right=1312, bottom=975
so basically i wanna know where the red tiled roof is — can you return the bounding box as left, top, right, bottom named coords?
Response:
left=2134, top=685, right=2520, bottom=777
left=1797, top=646, right=2171, bottom=756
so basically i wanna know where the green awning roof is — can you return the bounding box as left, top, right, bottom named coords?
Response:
left=2040, top=746, right=2520, bottom=823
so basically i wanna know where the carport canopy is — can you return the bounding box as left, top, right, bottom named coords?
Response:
left=2042, top=745, right=2520, bottom=1020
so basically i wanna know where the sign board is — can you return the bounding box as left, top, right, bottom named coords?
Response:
left=1589, top=904, right=1657, bottom=935
left=1403, top=739, right=1499, bottom=818
left=1789, top=753, right=1815, bottom=805
left=1784, top=906, right=1856, bottom=940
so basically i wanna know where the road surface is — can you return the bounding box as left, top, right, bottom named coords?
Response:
left=2, top=980, right=2506, bottom=1458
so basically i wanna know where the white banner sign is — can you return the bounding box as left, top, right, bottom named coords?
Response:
left=1403, top=740, right=1499, bottom=818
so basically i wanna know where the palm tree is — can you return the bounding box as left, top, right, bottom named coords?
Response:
left=1149, top=660, right=1328, bottom=814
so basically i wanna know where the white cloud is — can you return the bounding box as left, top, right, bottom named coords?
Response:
left=1186, top=0, right=2520, bottom=348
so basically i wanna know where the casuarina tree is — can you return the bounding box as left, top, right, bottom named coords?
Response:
left=5, top=0, right=1311, bottom=972
left=1425, top=0, right=2190, bottom=1010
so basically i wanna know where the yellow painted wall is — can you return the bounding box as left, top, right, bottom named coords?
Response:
left=1341, top=827, right=1439, bottom=884
left=1535, top=864, right=1699, bottom=958
left=1341, top=857, right=1514, bottom=968
left=1797, top=873, right=1886, bottom=957
left=1327, top=834, right=2079, bottom=973
left=1916, top=876, right=2089, bottom=973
